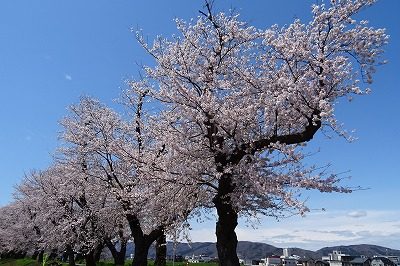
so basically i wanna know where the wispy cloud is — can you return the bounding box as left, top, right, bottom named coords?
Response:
left=347, top=210, right=367, bottom=218
left=64, top=74, right=72, bottom=81
left=188, top=210, right=400, bottom=250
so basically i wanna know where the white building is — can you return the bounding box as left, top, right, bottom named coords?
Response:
left=187, top=254, right=213, bottom=263
left=259, top=256, right=281, bottom=266
left=281, top=248, right=298, bottom=266
left=322, top=250, right=352, bottom=266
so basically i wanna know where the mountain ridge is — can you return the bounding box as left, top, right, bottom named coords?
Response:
left=121, top=242, right=400, bottom=260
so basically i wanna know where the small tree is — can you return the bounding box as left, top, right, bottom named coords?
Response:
left=133, top=1, right=388, bottom=265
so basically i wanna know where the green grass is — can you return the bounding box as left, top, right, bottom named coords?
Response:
left=95, top=260, right=133, bottom=266
left=0, top=258, right=40, bottom=266
left=0, top=258, right=67, bottom=266
left=164, top=262, right=217, bottom=266
left=0, top=259, right=218, bottom=266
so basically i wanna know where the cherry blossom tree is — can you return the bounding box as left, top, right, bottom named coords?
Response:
left=0, top=2, right=387, bottom=266
left=15, top=166, right=111, bottom=266
left=60, top=95, right=196, bottom=266
left=132, top=0, right=388, bottom=265
left=2, top=165, right=128, bottom=266
left=14, top=158, right=141, bottom=266
left=0, top=201, right=38, bottom=259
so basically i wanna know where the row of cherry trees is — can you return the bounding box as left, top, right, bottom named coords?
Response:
left=0, top=1, right=387, bottom=266
left=0, top=91, right=202, bottom=266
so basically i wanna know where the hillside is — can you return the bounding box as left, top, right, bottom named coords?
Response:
left=315, top=244, right=400, bottom=258
left=120, top=242, right=400, bottom=260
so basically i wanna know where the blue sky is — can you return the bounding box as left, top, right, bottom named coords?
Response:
left=0, top=0, right=399, bottom=251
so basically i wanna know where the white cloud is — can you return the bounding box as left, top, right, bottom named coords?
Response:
left=347, top=210, right=367, bottom=218
left=187, top=210, right=400, bottom=251
left=188, top=228, right=217, bottom=243
left=64, top=74, right=72, bottom=81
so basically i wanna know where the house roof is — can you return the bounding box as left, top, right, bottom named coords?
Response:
left=371, top=257, right=396, bottom=266
left=315, top=260, right=330, bottom=266
left=350, top=257, right=369, bottom=264
left=298, top=258, right=315, bottom=263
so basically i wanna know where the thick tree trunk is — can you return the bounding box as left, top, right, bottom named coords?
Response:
left=85, top=251, right=97, bottom=266
left=213, top=174, right=240, bottom=266
left=105, top=239, right=127, bottom=266
left=154, top=232, right=166, bottom=266
left=126, top=214, right=164, bottom=266
left=94, top=242, right=104, bottom=262
left=132, top=239, right=152, bottom=266
left=84, top=242, right=103, bottom=266
left=114, top=250, right=126, bottom=266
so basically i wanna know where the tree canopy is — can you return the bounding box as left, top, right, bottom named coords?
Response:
left=0, top=1, right=387, bottom=266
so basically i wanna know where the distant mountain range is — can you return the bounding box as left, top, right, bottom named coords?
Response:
left=315, top=245, right=400, bottom=258
left=120, top=242, right=400, bottom=260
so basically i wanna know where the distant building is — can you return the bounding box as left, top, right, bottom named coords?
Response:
left=187, top=254, right=212, bottom=263
left=371, top=257, right=396, bottom=266
left=245, top=247, right=400, bottom=266
left=281, top=256, right=297, bottom=266
left=315, top=260, right=330, bottom=266
left=322, top=250, right=361, bottom=266
left=281, top=248, right=298, bottom=266
left=298, top=258, right=316, bottom=266
left=252, top=259, right=263, bottom=266
left=284, top=249, right=293, bottom=257
left=350, top=257, right=370, bottom=266
left=249, top=248, right=300, bottom=266
left=385, top=256, right=400, bottom=266
left=260, top=256, right=281, bottom=266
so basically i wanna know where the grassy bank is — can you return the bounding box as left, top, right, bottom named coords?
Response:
left=0, top=258, right=40, bottom=266
left=0, top=259, right=218, bottom=266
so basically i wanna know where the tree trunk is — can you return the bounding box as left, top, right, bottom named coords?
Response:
left=105, top=239, right=127, bottom=266
left=213, top=174, right=240, bottom=266
left=94, top=242, right=104, bottom=262
left=66, top=245, right=76, bottom=266
left=114, top=248, right=126, bottom=266
left=32, top=250, right=39, bottom=260
left=126, top=214, right=164, bottom=266
left=38, top=250, right=44, bottom=263
left=132, top=238, right=152, bottom=266
left=85, top=251, right=96, bottom=266
left=84, top=243, right=104, bottom=266
left=68, top=252, right=76, bottom=266
left=49, top=249, right=58, bottom=260
left=75, top=252, right=84, bottom=262
left=154, top=232, right=166, bottom=266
